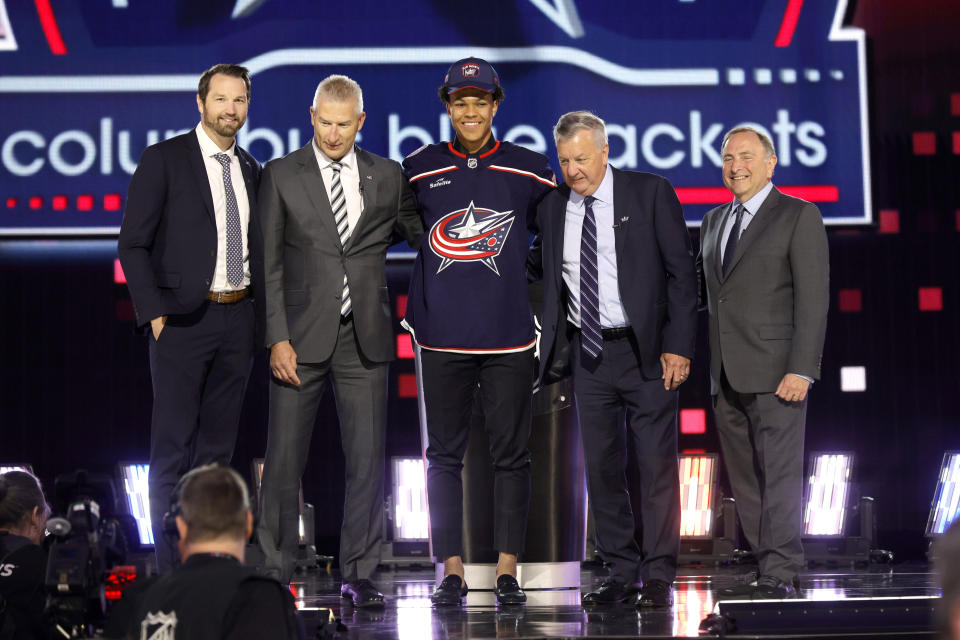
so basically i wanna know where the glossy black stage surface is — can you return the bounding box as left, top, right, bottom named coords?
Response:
left=287, top=563, right=941, bottom=639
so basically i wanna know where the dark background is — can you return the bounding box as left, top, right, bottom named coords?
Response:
left=2, top=0, right=959, bottom=562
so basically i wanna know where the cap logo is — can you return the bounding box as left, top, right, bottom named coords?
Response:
left=461, top=63, right=480, bottom=77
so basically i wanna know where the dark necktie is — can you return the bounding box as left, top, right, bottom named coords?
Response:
left=579, top=195, right=602, bottom=361
left=214, top=153, right=243, bottom=287
left=721, top=203, right=745, bottom=277
left=330, top=162, right=352, bottom=317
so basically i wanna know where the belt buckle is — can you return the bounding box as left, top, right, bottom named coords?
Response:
left=215, top=291, right=226, bottom=303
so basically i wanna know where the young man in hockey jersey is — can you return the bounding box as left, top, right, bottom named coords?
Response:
left=402, top=57, right=556, bottom=606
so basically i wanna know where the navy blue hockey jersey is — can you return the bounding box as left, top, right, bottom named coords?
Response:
left=402, top=140, right=555, bottom=352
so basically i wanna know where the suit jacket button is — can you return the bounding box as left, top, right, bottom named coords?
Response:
left=205, top=279, right=211, bottom=285
left=210, top=250, right=216, bottom=257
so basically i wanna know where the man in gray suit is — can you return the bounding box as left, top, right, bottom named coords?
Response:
left=256, top=75, right=422, bottom=605
left=699, top=126, right=828, bottom=600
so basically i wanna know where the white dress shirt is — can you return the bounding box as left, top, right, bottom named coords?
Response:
left=195, top=123, right=250, bottom=292
left=312, top=141, right=364, bottom=234
left=561, top=164, right=629, bottom=329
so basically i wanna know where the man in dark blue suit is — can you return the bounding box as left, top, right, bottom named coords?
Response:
left=532, top=111, right=697, bottom=609
left=118, top=63, right=263, bottom=573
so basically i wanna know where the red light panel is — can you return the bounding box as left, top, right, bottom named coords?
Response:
left=114, top=259, right=127, bottom=284
left=397, top=373, right=418, bottom=398
left=956, top=210, right=960, bottom=232
left=104, top=194, right=122, bottom=211
left=396, top=294, right=408, bottom=318
left=396, top=334, right=414, bottom=359
left=6, top=198, right=16, bottom=208
left=838, top=289, right=862, bottom=312
left=919, top=287, right=943, bottom=311
left=878, top=209, right=900, bottom=234
left=52, top=195, right=68, bottom=210
left=913, top=132, right=936, bottom=155
left=953, top=132, right=960, bottom=155
left=77, top=194, right=94, bottom=211
left=29, top=196, right=43, bottom=210
left=680, top=408, right=706, bottom=435
left=953, top=93, right=960, bottom=116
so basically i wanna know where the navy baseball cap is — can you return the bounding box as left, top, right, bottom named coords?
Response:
left=443, top=57, right=500, bottom=95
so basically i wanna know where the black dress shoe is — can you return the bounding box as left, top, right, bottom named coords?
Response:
left=340, top=579, right=385, bottom=608
left=494, top=574, right=526, bottom=605
left=432, top=574, right=468, bottom=606
left=582, top=579, right=636, bottom=606
left=752, top=575, right=798, bottom=600
left=716, top=570, right=760, bottom=599
left=638, top=579, right=673, bottom=609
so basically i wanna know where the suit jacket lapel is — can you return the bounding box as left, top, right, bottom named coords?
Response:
left=611, top=167, right=626, bottom=270
left=236, top=146, right=257, bottom=214
left=723, top=186, right=780, bottom=279
left=185, top=134, right=216, bottom=227
left=552, top=184, right=570, bottom=291
left=350, top=147, right=381, bottom=246
left=295, top=143, right=343, bottom=250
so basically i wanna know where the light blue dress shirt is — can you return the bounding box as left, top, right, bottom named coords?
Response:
left=561, top=164, right=629, bottom=329
left=719, top=181, right=774, bottom=263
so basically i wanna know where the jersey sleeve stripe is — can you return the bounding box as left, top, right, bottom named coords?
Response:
left=488, top=165, right=557, bottom=187
left=409, top=165, right=459, bottom=182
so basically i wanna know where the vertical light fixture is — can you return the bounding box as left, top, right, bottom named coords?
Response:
left=803, top=452, right=854, bottom=536
left=391, top=456, right=428, bottom=541
left=118, top=462, right=153, bottom=545
left=926, top=452, right=960, bottom=536
left=678, top=454, right=717, bottom=538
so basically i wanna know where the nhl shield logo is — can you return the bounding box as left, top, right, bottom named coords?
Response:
left=461, top=63, right=480, bottom=77
left=428, top=201, right=515, bottom=276
left=140, top=611, right=177, bottom=640
left=467, top=157, right=478, bottom=169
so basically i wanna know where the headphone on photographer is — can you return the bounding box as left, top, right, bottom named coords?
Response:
left=161, top=464, right=251, bottom=540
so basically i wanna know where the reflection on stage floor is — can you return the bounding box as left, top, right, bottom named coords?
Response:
left=289, top=563, right=941, bottom=639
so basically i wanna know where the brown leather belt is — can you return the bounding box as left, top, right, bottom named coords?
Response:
left=206, top=288, right=249, bottom=304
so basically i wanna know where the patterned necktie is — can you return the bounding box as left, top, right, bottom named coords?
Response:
left=579, top=195, right=602, bottom=362
left=214, top=153, right=243, bottom=287
left=330, top=162, right=352, bottom=317
left=721, top=203, right=745, bottom=277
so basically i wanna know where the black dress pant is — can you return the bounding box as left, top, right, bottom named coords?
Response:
left=147, top=298, right=255, bottom=573
left=571, top=332, right=680, bottom=585
left=419, top=348, right=534, bottom=560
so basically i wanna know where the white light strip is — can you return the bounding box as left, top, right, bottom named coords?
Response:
left=120, top=463, right=154, bottom=545
left=0, top=46, right=719, bottom=93
left=803, top=453, right=852, bottom=536
left=928, top=453, right=960, bottom=535
left=392, top=457, right=429, bottom=541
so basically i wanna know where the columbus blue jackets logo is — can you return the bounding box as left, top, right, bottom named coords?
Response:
left=429, top=201, right=515, bottom=275
left=461, top=63, right=480, bottom=77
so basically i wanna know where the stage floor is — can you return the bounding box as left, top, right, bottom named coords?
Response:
left=289, top=562, right=942, bottom=639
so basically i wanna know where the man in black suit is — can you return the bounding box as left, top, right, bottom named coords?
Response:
left=699, top=127, right=828, bottom=599
left=256, top=75, right=421, bottom=605
left=533, top=111, right=697, bottom=609
left=118, top=63, right=263, bottom=573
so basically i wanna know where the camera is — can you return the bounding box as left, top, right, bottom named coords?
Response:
left=44, top=470, right=128, bottom=637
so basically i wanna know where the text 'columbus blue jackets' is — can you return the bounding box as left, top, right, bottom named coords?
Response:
left=402, top=140, right=555, bottom=353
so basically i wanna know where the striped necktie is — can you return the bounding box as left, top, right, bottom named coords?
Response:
left=330, top=162, right=352, bottom=317
left=579, top=195, right=602, bottom=362
left=214, top=153, right=243, bottom=287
